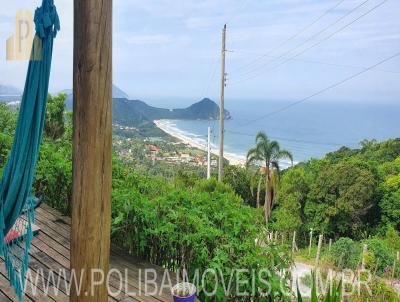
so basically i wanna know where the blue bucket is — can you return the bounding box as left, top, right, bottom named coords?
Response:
left=172, top=283, right=196, bottom=302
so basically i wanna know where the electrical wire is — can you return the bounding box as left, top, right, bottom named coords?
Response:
left=231, top=49, right=400, bottom=75
left=231, top=0, right=379, bottom=83
left=231, top=0, right=347, bottom=74
left=239, top=50, right=400, bottom=126
left=231, top=0, right=389, bottom=85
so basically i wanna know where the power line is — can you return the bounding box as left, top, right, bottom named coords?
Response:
left=201, top=56, right=219, bottom=98
left=231, top=0, right=347, bottom=74
left=231, top=0, right=388, bottom=85
left=233, top=0, right=371, bottom=79
left=239, top=50, right=400, bottom=126
left=231, top=49, right=400, bottom=74
left=200, top=0, right=251, bottom=99
left=233, top=0, right=374, bottom=82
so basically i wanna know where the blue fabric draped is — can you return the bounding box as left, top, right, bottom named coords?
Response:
left=0, top=0, right=59, bottom=299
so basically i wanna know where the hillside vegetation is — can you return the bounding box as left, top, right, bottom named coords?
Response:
left=0, top=97, right=290, bottom=301
left=113, top=97, right=231, bottom=123
left=1, top=95, right=399, bottom=300
left=270, top=139, right=400, bottom=239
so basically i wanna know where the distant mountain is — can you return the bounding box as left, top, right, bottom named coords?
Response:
left=112, top=98, right=154, bottom=128
left=112, top=97, right=231, bottom=133
left=58, top=86, right=232, bottom=134
left=172, top=98, right=231, bottom=120
left=0, top=84, right=21, bottom=96
left=64, top=84, right=130, bottom=109
left=112, top=85, right=129, bottom=99
left=0, top=85, right=22, bottom=103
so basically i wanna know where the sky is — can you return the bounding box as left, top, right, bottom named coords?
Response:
left=0, top=0, right=399, bottom=107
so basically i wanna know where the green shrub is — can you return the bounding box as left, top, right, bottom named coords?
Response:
left=0, top=103, right=17, bottom=167
left=350, top=277, right=399, bottom=302
left=112, top=175, right=291, bottom=301
left=383, top=226, right=400, bottom=252
left=33, top=141, right=72, bottom=214
left=330, top=237, right=360, bottom=269
left=362, top=237, right=393, bottom=275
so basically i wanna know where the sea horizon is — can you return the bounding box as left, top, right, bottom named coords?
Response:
left=153, top=99, right=400, bottom=164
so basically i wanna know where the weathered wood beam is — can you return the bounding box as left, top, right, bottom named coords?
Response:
left=71, top=0, right=112, bottom=301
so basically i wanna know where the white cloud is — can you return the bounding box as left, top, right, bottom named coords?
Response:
left=0, top=0, right=399, bottom=101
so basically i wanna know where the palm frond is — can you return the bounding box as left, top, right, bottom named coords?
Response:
left=255, top=131, right=268, bottom=144
left=268, top=140, right=280, bottom=156
left=255, top=142, right=266, bottom=159
left=246, top=147, right=258, bottom=160
left=275, top=149, right=293, bottom=166
left=246, top=147, right=261, bottom=167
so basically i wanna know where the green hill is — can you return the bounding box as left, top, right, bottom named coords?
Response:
left=112, top=97, right=231, bottom=124
left=63, top=85, right=231, bottom=131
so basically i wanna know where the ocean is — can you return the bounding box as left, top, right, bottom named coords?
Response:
left=154, top=99, right=400, bottom=164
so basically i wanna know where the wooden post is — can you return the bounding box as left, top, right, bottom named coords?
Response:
left=361, top=244, right=368, bottom=271
left=71, top=1, right=112, bottom=301
left=392, top=251, right=399, bottom=279
left=315, top=234, right=323, bottom=266
left=292, top=231, right=297, bottom=254
left=308, top=229, right=313, bottom=257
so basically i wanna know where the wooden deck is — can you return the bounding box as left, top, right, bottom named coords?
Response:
left=0, top=204, right=174, bottom=302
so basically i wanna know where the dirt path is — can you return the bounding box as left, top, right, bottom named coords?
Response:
left=291, top=262, right=313, bottom=297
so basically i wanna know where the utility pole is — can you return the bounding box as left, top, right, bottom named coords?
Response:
left=218, top=24, right=227, bottom=182
left=207, top=126, right=211, bottom=179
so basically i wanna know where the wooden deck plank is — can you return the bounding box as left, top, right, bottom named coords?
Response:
left=0, top=204, right=173, bottom=302
left=34, top=207, right=171, bottom=302
left=0, top=270, right=34, bottom=302
left=37, top=206, right=172, bottom=279
left=0, top=290, right=12, bottom=302
left=36, top=205, right=173, bottom=281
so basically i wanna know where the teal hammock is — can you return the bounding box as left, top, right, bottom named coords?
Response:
left=0, top=0, right=59, bottom=299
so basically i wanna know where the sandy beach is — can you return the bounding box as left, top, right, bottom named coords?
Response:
left=154, top=120, right=246, bottom=166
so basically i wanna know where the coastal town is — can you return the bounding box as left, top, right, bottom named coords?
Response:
left=113, top=124, right=218, bottom=169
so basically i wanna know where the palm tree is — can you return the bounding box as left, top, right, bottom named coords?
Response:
left=248, top=167, right=263, bottom=209
left=246, top=132, right=293, bottom=225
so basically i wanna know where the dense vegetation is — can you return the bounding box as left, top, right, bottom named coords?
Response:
left=1, top=95, right=399, bottom=300
left=270, top=139, right=400, bottom=239
left=0, top=98, right=291, bottom=300
left=111, top=172, right=291, bottom=300
left=221, top=135, right=400, bottom=241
